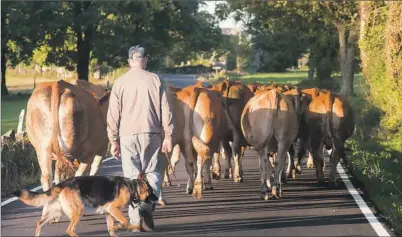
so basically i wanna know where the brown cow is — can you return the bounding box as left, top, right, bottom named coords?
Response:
left=209, top=79, right=254, bottom=182
left=302, top=90, right=355, bottom=187
left=26, top=80, right=111, bottom=193
left=241, top=89, right=298, bottom=200
left=295, top=88, right=332, bottom=170
left=167, top=82, right=225, bottom=199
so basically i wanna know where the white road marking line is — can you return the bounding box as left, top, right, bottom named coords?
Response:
left=1, top=156, right=116, bottom=207
left=337, top=160, right=391, bottom=237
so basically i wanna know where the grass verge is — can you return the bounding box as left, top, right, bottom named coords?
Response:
left=345, top=92, right=402, bottom=235
left=1, top=136, right=40, bottom=197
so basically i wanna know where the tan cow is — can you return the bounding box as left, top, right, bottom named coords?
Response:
left=26, top=80, right=111, bottom=192
left=209, top=79, right=254, bottom=183
left=241, top=89, right=298, bottom=200
left=167, top=82, right=225, bottom=199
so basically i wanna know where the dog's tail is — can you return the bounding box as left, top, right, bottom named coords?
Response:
left=14, top=186, right=62, bottom=207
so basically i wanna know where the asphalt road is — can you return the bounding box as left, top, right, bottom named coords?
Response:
left=1, top=74, right=392, bottom=236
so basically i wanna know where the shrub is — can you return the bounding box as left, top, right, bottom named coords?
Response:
left=1, top=135, right=40, bottom=197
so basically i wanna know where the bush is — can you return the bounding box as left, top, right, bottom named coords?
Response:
left=1, top=135, right=40, bottom=197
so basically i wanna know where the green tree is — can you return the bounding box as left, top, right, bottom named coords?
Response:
left=217, top=0, right=359, bottom=94
left=1, top=1, right=55, bottom=95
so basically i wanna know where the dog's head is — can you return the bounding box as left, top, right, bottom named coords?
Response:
left=132, top=173, right=158, bottom=204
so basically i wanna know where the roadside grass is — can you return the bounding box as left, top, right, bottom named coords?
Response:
left=1, top=95, right=30, bottom=133
left=224, top=70, right=308, bottom=85
left=346, top=74, right=402, bottom=235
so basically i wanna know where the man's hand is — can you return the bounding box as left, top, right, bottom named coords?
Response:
left=110, top=140, right=120, bottom=159
left=162, top=137, right=172, bottom=153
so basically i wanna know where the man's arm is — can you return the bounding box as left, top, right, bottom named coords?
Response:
left=107, top=83, right=121, bottom=142
left=160, top=80, right=174, bottom=140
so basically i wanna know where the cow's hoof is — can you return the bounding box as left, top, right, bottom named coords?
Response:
left=224, top=169, right=232, bottom=179
left=205, top=183, right=214, bottom=190
left=192, top=183, right=203, bottom=199
left=329, top=178, right=342, bottom=189
left=271, top=187, right=281, bottom=199
left=296, top=165, right=302, bottom=174
left=186, top=188, right=193, bottom=194
left=234, top=175, right=243, bottom=183
left=158, top=199, right=167, bottom=207
left=162, top=181, right=171, bottom=187
left=212, top=169, right=221, bottom=180
left=260, top=193, right=270, bottom=201
left=292, top=169, right=297, bottom=179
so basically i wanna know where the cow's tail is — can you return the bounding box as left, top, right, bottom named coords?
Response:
left=327, top=93, right=335, bottom=147
left=14, top=186, right=62, bottom=207
left=240, top=105, right=253, bottom=145
left=188, top=87, right=211, bottom=157
left=50, top=81, right=75, bottom=170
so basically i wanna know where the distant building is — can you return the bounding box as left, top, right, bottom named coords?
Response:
left=221, top=27, right=241, bottom=36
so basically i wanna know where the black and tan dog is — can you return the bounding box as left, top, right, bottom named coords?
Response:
left=14, top=175, right=158, bottom=237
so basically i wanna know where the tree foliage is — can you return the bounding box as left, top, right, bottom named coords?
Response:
left=216, top=0, right=359, bottom=93
left=1, top=0, right=223, bottom=93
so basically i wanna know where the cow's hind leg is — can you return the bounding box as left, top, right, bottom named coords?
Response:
left=307, top=151, right=314, bottom=168
left=329, top=139, right=345, bottom=188
left=203, top=157, right=213, bottom=190
left=272, top=141, right=290, bottom=199
left=193, top=154, right=208, bottom=199
left=257, top=146, right=270, bottom=201
left=89, top=155, right=103, bottom=176
left=233, top=133, right=244, bottom=183
left=75, top=163, right=88, bottom=177
left=311, top=142, right=325, bottom=185
left=212, top=151, right=221, bottom=180
left=287, top=145, right=297, bottom=179
left=39, top=150, right=53, bottom=192
left=222, top=140, right=233, bottom=179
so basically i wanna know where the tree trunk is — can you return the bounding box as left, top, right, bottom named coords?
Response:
left=76, top=27, right=93, bottom=81
left=385, top=2, right=402, bottom=89
left=74, top=1, right=94, bottom=81
left=337, top=23, right=347, bottom=80
left=1, top=47, right=9, bottom=96
left=359, top=1, right=369, bottom=75
left=337, top=23, right=356, bottom=96
left=342, top=29, right=357, bottom=96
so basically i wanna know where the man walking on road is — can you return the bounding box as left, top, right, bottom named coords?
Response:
left=107, top=45, right=174, bottom=232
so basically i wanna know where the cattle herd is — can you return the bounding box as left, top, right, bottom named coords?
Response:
left=25, top=77, right=355, bottom=206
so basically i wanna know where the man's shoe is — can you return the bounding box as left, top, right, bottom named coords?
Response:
left=140, top=207, right=154, bottom=231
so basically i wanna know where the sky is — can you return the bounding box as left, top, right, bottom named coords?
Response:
left=199, top=1, right=244, bottom=29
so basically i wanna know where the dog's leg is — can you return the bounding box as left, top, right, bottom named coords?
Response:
left=109, top=207, right=141, bottom=232
left=35, top=214, right=50, bottom=237
left=65, top=207, right=82, bottom=237
left=106, top=214, right=116, bottom=237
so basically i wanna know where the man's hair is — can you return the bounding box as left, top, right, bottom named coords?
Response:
left=128, top=45, right=146, bottom=60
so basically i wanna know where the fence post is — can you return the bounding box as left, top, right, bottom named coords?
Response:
left=17, top=109, right=26, bottom=134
